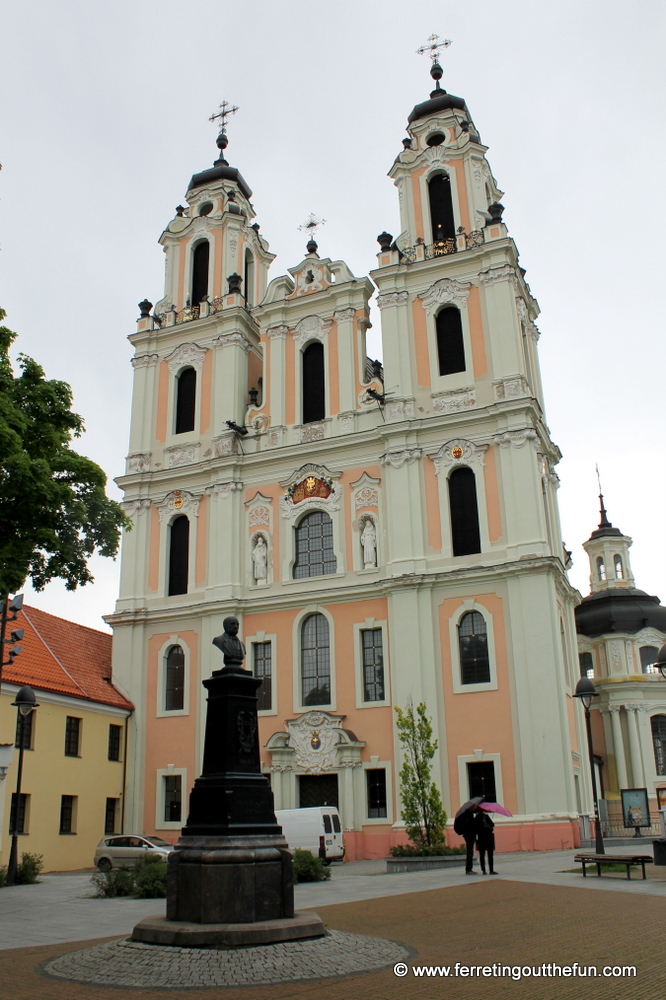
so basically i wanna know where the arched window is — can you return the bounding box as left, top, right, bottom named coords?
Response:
left=640, top=646, right=659, bottom=674
left=175, top=367, right=196, bottom=434
left=597, top=557, right=606, bottom=582
left=436, top=306, right=466, bottom=375
left=302, top=342, right=325, bottom=423
left=168, top=515, right=189, bottom=595
left=244, top=251, right=255, bottom=307
left=301, top=613, right=331, bottom=706
left=165, top=645, right=185, bottom=711
left=293, top=511, right=336, bottom=578
left=458, top=611, right=490, bottom=684
left=428, top=172, right=455, bottom=243
left=579, top=651, right=594, bottom=678
left=448, top=467, right=481, bottom=556
left=191, top=241, right=209, bottom=306
left=651, top=715, right=666, bottom=775
left=614, top=555, right=624, bottom=579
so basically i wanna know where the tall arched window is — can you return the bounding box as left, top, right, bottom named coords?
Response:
left=302, top=342, right=325, bottom=423
left=428, top=172, right=455, bottom=243
left=165, top=645, right=185, bottom=711
left=579, top=651, right=594, bottom=678
left=448, top=467, right=481, bottom=556
left=175, top=367, right=196, bottom=434
left=651, top=715, right=666, bottom=775
left=458, top=611, right=490, bottom=685
left=597, top=557, right=606, bottom=582
left=436, top=307, right=466, bottom=375
left=293, top=511, right=336, bottom=578
left=168, top=515, right=189, bottom=595
left=614, top=555, right=624, bottom=579
left=301, top=613, right=331, bottom=706
left=640, top=646, right=659, bottom=674
left=191, top=241, right=209, bottom=306
left=244, top=251, right=255, bottom=307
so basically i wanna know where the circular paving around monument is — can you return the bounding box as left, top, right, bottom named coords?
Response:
left=41, top=930, right=412, bottom=989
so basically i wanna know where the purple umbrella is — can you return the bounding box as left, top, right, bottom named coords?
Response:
left=479, top=802, right=512, bottom=817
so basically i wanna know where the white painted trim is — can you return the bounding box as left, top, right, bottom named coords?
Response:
left=457, top=752, right=504, bottom=805
left=0, top=682, right=131, bottom=718
left=353, top=618, right=391, bottom=709
left=291, top=605, right=336, bottom=713
left=282, top=508, right=345, bottom=582
left=418, top=163, right=462, bottom=245
left=363, top=759, right=393, bottom=825
left=449, top=600, right=498, bottom=694
left=155, top=635, right=191, bottom=718
left=155, top=767, right=188, bottom=830
left=427, top=302, right=475, bottom=393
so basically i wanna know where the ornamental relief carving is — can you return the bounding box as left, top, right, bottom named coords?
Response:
left=213, top=332, right=252, bottom=354
left=295, top=263, right=326, bottom=295
left=354, top=487, right=379, bottom=510
left=419, top=277, right=471, bottom=314
left=479, top=265, right=519, bottom=287
left=131, top=354, right=159, bottom=369
left=279, top=463, right=342, bottom=519
left=212, top=433, right=238, bottom=457
left=206, top=481, right=243, bottom=500
left=300, top=422, right=326, bottom=444
left=493, top=375, right=530, bottom=400
left=127, top=452, right=151, bottom=473
left=430, top=439, right=487, bottom=475
left=376, top=291, right=409, bottom=310
left=155, top=490, right=202, bottom=522
left=385, top=397, right=415, bottom=421
left=432, top=387, right=476, bottom=414
left=380, top=448, right=422, bottom=469
left=334, top=307, right=356, bottom=323
left=493, top=428, right=538, bottom=449
left=293, top=314, right=332, bottom=347
left=267, top=325, right=288, bottom=340
left=121, top=498, right=151, bottom=517
left=281, top=712, right=358, bottom=774
left=516, top=297, right=540, bottom=341
left=164, top=443, right=200, bottom=468
left=248, top=505, right=271, bottom=527
left=165, top=342, right=207, bottom=374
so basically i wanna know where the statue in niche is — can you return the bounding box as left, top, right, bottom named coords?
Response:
left=361, top=518, right=377, bottom=569
left=252, top=534, right=268, bottom=583
left=212, top=616, right=247, bottom=673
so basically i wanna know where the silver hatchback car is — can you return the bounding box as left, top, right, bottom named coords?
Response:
left=94, top=835, right=175, bottom=871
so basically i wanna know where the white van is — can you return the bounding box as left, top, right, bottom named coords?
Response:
left=275, top=806, right=345, bottom=862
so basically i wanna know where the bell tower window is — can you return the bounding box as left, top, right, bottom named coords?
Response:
left=168, top=515, right=189, bottom=596
left=428, top=172, right=455, bottom=243
left=244, top=251, right=255, bottom=307
left=175, top=367, right=196, bottom=434
left=614, top=555, right=624, bottom=579
left=597, top=557, right=606, bottom=582
left=436, top=307, right=466, bottom=375
left=448, top=467, right=481, bottom=556
left=191, top=241, right=209, bottom=306
left=302, top=341, right=325, bottom=424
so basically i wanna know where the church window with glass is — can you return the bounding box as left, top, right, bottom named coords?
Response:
left=651, top=715, right=666, bottom=775
left=165, top=645, right=185, bottom=711
left=175, top=367, right=196, bottom=434
left=597, top=557, right=606, bottom=582
left=302, top=342, right=325, bottom=423
left=640, top=646, right=659, bottom=674
left=448, top=467, right=481, bottom=556
left=252, top=641, right=272, bottom=711
left=436, top=306, right=466, bottom=376
left=614, top=554, right=624, bottom=579
left=168, top=516, right=189, bottom=595
left=428, top=172, right=455, bottom=244
left=293, top=511, right=336, bottom=578
left=301, top=614, right=331, bottom=706
left=191, top=240, right=209, bottom=306
left=458, top=611, right=490, bottom=685
left=361, top=628, right=385, bottom=702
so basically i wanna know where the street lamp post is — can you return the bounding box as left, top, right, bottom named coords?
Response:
left=574, top=676, right=604, bottom=855
left=6, top=686, right=39, bottom=886
left=654, top=643, right=666, bottom=681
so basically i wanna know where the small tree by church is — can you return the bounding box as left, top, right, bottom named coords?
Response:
left=394, top=702, right=448, bottom=852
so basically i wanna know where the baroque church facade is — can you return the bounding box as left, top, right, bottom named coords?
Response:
left=108, top=64, right=588, bottom=859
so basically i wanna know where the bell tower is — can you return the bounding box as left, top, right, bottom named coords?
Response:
left=582, top=493, right=636, bottom=593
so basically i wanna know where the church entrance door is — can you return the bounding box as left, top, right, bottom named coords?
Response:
left=298, top=774, right=339, bottom=808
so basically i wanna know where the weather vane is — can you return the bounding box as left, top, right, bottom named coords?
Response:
left=298, top=213, right=326, bottom=240
left=209, top=100, right=239, bottom=133
left=416, top=33, right=452, bottom=63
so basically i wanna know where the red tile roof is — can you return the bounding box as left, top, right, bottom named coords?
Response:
left=1, top=605, right=133, bottom=711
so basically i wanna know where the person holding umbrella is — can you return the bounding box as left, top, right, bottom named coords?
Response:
left=474, top=801, right=512, bottom=874
left=454, top=796, right=484, bottom=874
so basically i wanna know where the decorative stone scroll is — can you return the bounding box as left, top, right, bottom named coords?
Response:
left=300, top=422, right=326, bottom=443
left=165, top=342, right=207, bottom=374
left=334, top=307, right=356, bottom=323
left=121, top=498, right=151, bottom=517
left=376, top=291, right=409, bottom=310
left=155, top=490, right=202, bottom=522
left=279, top=463, right=342, bottom=519
left=430, top=439, right=487, bottom=476
left=419, top=277, right=471, bottom=314
left=432, top=387, right=476, bottom=414
left=270, top=712, right=362, bottom=774
left=249, top=505, right=271, bottom=527
left=493, top=428, right=538, bottom=449
left=164, top=443, right=200, bottom=468
left=385, top=397, right=415, bottom=421
left=295, top=263, right=326, bottom=296
left=293, top=315, right=332, bottom=347
left=516, top=297, right=540, bottom=341
left=126, top=452, right=151, bottom=473
left=380, top=448, right=422, bottom=469
left=212, top=332, right=252, bottom=354
left=131, top=354, right=159, bottom=369
left=266, top=325, right=288, bottom=341
left=206, top=481, right=243, bottom=500
left=479, top=265, right=519, bottom=288
left=212, top=433, right=238, bottom=458
left=493, top=375, right=530, bottom=400
left=268, top=426, right=284, bottom=448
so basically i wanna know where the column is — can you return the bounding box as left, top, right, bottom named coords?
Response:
left=607, top=706, right=628, bottom=790
left=625, top=705, right=645, bottom=787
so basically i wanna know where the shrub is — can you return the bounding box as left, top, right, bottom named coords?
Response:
left=292, top=849, right=331, bottom=884
left=0, top=853, right=44, bottom=887
left=91, top=866, right=136, bottom=898
left=134, top=854, right=168, bottom=898
left=389, top=843, right=466, bottom=857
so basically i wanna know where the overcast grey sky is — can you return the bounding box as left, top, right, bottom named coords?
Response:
left=1, top=0, right=664, bottom=630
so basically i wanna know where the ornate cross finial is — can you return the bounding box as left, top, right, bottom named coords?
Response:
left=298, top=213, right=326, bottom=240
left=209, top=100, right=239, bottom=132
left=595, top=463, right=603, bottom=495
left=416, top=33, right=452, bottom=63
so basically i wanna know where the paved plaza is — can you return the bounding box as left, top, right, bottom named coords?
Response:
left=0, top=849, right=664, bottom=999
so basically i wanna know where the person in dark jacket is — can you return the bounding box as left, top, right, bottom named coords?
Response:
left=455, top=808, right=478, bottom=874
left=474, top=808, right=497, bottom=874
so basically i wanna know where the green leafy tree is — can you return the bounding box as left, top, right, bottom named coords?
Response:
left=0, top=308, right=129, bottom=597
left=395, top=702, right=448, bottom=851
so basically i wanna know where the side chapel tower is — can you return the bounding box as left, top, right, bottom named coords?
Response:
left=109, top=59, right=584, bottom=857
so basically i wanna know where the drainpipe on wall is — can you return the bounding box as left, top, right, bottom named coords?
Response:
left=121, top=710, right=133, bottom=834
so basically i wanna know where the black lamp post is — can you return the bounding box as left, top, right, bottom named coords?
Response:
left=654, top=642, right=666, bottom=681
left=574, top=676, right=604, bottom=854
left=6, top=685, right=39, bottom=886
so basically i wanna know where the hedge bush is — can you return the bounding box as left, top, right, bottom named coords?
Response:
left=389, top=843, right=466, bottom=857
left=292, top=849, right=331, bottom=883
left=134, top=854, right=168, bottom=898
left=0, top=852, right=44, bottom=886
left=91, top=866, right=136, bottom=898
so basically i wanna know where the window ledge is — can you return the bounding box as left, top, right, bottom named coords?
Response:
left=282, top=571, right=346, bottom=587
left=59, top=832, right=77, bottom=836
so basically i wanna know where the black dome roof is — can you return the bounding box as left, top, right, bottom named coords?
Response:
left=575, top=588, right=666, bottom=639
left=408, top=90, right=467, bottom=124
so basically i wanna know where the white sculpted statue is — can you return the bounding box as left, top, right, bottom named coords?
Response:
left=361, top=519, right=377, bottom=569
left=252, top=534, right=268, bottom=582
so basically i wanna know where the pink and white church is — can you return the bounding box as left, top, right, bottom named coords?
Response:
left=107, top=59, right=595, bottom=859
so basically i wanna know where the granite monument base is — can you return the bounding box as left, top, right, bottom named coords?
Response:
left=131, top=910, right=326, bottom=948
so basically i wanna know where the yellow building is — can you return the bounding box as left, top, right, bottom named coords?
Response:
left=0, top=606, right=133, bottom=872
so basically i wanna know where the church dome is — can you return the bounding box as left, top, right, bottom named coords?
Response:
left=575, top=588, right=666, bottom=638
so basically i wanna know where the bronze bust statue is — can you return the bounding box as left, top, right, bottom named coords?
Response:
left=212, top=616, right=247, bottom=673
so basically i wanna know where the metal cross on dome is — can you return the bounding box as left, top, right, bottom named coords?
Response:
left=209, top=100, right=239, bottom=132
left=416, top=33, right=452, bottom=63
left=298, top=213, right=326, bottom=239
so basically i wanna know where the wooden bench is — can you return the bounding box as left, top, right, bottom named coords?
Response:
left=574, top=853, right=653, bottom=880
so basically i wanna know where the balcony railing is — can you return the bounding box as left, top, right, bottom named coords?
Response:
left=400, top=229, right=485, bottom=263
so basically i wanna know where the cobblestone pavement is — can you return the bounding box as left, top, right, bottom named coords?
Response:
left=41, top=929, right=411, bottom=989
